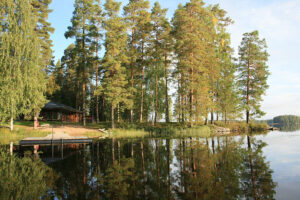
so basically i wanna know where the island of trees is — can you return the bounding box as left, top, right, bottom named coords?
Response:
left=0, top=0, right=270, bottom=130
left=264, top=115, right=300, bottom=131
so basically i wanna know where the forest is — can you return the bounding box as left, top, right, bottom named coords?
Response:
left=271, top=115, right=300, bottom=131
left=0, top=0, right=270, bottom=129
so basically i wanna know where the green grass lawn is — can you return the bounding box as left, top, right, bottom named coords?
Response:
left=0, top=127, right=49, bottom=145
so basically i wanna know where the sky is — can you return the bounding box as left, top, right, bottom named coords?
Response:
left=48, top=0, right=300, bottom=120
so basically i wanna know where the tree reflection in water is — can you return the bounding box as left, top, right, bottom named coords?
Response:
left=7, top=136, right=276, bottom=199
left=0, top=148, right=58, bottom=200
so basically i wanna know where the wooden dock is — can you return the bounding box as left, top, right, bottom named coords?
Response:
left=19, top=133, right=93, bottom=146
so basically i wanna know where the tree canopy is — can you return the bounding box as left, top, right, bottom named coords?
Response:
left=0, top=0, right=271, bottom=129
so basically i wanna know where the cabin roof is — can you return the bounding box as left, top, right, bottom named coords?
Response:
left=42, top=101, right=82, bottom=113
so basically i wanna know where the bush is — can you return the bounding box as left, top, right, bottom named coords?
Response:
left=249, top=122, right=269, bottom=132
left=214, top=121, right=269, bottom=133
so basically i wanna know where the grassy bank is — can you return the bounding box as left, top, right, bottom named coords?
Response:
left=104, top=126, right=211, bottom=139
left=214, top=121, right=269, bottom=133
left=0, top=127, right=49, bottom=145
left=0, top=121, right=269, bottom=144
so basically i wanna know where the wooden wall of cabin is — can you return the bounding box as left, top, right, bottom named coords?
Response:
left=41, top=110, right=82, bottom=123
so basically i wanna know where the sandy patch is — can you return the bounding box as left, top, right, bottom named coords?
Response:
left=38, top=126, right=98, bottom=137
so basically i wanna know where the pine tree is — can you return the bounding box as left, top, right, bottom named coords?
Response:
left=210, top=5, right=240, bottom=123
left=100, top=0, right=130, bottom=129
left=218, top=62, right=241, bottom=123
left=90, top=0, right=104, bottom=123
left=48, top=44, right=82, bottom=109
left=65, top=0, right=100, bottom=126
left=31, top=0, right=55, bottom=68
left=149, top=2, right=173, bottom=123
left=0, top=0, right=47, bottom=131
left=172, top=0, right=214, bottom=126
left=46, top=60, right=63, bottom=100
left=238, top=31, right=270, bottom=123
left=124, top=0, right=150, bottom=123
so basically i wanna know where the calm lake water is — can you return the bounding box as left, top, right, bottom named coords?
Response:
left=2, top=130, right=300, bottom=199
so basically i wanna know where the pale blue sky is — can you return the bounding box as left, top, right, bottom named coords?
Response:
left=49, top=0, right=300, bottom=119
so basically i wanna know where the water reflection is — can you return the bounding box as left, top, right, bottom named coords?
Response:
left=278, top=124, right=300, bottom=132
left=7, top=136, right=275, bottom=199
left=0, top=148, right=58, bottom=200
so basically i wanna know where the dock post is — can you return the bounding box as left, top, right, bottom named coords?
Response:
left=10, top=142, right=13, bottom=156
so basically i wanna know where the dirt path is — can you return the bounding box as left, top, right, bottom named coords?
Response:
left=37, top=126, right=99, bottom=137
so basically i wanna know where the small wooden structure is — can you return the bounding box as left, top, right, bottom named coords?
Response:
left=40, top=101, right=82, bottom=123
left=19, top=133, right=92, bottom=146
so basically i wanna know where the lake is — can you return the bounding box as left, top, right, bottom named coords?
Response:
left=1, top=130, right=300, bottom=199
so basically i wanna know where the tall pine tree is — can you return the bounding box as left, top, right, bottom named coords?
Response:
left=173, top=0, right=214, bottom=126
left=65, top=0, right=100, bottom=126
left=124, top=0, right=150, bottom=123
left=238, top=31, right=270, bottom=123
left=31, top=0, right=55, bottom=69
left=100, top=0, right=131, bottom=128
left=149, top=2, right=173, bottom=123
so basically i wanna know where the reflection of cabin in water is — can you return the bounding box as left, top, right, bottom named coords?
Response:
left=40, top=102, right=82, bottom=122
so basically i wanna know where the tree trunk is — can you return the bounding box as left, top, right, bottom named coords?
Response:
left=189, top=16, right=194, bottom=128
left=83, top=77, right=86, bottom=127
left=140, top=43, right=144, bottom=123
left=96, top=58, right=99, bottom=124
left=155, top=73, right=158, bottom=124
left=34, top=115, right=38, bottom=129
left=130, top=28, right=135, bottom=124
left=167, top=139, right=171, bottom=197
left=82, top=17, right=86, bottom=127
left=112, top=138, right=115, bottom=162
left=76, top=79, right=79, bottom=110
left=164, top=54, right=169, bottom=123
left=247, top=136, right=257, bottom=199
left=225, top=108, right=227, bottom=124
left=10, top=117, right=13, bottom=132
left=180, top=74, right=185, bottom=123
left=246, top=110, right=250, bottom=124
left=246, top=45, right=251, bottom=124
left=211, top=111, right=214, bottom=124
left=130, top=109, right=133, bottom=124
left=111, top=104, right=114, bottom=129
left=141, top=141, right=146, bottom=197
left=117, top=104, right=120, bottom=123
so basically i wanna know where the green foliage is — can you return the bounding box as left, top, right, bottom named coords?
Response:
left=0, top=148, right=58, bottom=199
left=123, top=0, right=151, bottom=122
left=103, top=159, right=135, bottom=199
left=172, top=0, right=217, bottom=125
left=65, top=0, right=103, bottom=126
left=0, top=0, right=47, bottom=129
left=148, top=2, right=173, bottom=123
left=99, top=0, right=131, bottom=128
left=31, top=0, right=55, bottom=68
left=210, top=5, right=241, bottom=122
left=46, top=0, right=270, bottom=127
left=214, top=121, right=268, bottom=133
left=249, top=122, right=269, bottom=132
left=238, top=31, right=270, bottom=122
